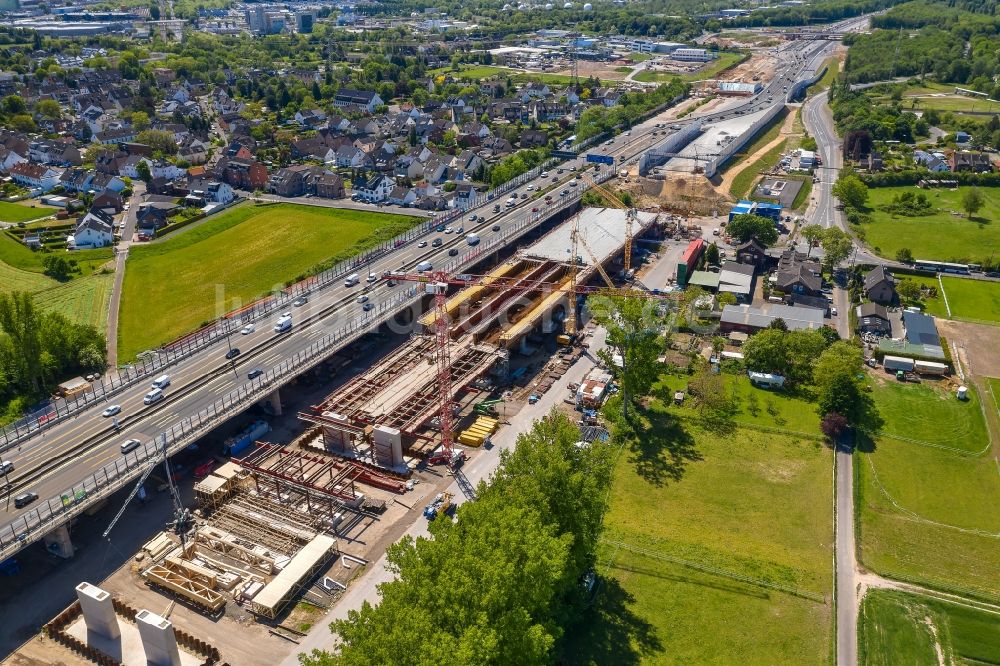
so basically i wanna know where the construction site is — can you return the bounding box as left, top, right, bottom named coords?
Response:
left=5, top=202, right=669, bottom=666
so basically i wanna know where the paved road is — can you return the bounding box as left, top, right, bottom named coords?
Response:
left=282, top=327, right=609, bottom=664
left=105, top=181, right=145, bottom=367
left=804, top=82, right=859, bottom=666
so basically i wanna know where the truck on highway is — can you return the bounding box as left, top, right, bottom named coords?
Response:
left=466, top=233, right=480, bottom=245
left=274, top=313, right=293, bottom=333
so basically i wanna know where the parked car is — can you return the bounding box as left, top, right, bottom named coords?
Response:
left=225, top=348, right=241, bottom=360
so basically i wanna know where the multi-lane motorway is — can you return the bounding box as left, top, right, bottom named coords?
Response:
left=0, top=31, right=847, bottom=552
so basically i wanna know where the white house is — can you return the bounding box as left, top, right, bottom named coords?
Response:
left=353, top=174, right=395, bottom=202
left=333, top=89, right=384, bottom=114
left=206, top=181, right=235, bottom=204
left=71, top=209, right=115, bottom=249
left=10, top=162, right=63, bottom=192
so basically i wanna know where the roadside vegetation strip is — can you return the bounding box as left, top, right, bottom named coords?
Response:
left=603, top=539, right=826, bottom=602
left=729, top=139, right=789, bottom=200
left=716, top=106, right=788, bottom=178
left=790, top=176, right=813, bottom=211
left=634, top=51, right=747, bottom=83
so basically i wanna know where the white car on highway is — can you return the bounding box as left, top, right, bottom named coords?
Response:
left=357, top=294, right=369, bottom=304
left=102, top=405, right=122, bottom=418
left=241, top=323, right=255, bottom=335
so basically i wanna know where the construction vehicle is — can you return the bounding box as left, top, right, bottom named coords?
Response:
left=423, top=492, right=455, bottom=519
left=475, top=398, right=504, bottom=416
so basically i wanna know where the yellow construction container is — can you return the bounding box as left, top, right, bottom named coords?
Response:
left=459, top=432, right=486, bottom=446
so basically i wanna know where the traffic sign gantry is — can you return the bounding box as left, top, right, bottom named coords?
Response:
left=586, top=153, right=615, bottom=166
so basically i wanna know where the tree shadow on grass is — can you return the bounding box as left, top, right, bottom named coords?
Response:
left=559, top=576, right=664, bottom=666
left=625, top=408, right=702, bottom=487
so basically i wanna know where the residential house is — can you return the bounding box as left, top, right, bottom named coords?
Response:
left=94, top=127, right=137, bottom=146
left=454, top=182, right=477, bottom=208
left=90, top=172, right=127, bottom=193
left=913, top=150, right=950, bottom=172
left=353, top=174, right=395, bottom=202
left=734, top=238, right=768, bottom=268
left=204, top=181, right=235, bottom=204
left=856, top=302, right=891, bottom=336
left=333, top=89, right=384, bottom=114
left=215, top=157, right=268, bottom=190
left=268, top=164, right=319, bottom=197
left=92, top=190, right=124, bottom=213
left=0, top=144, right=26, bottom=172
left=71, top=209, right=114, bottom=249
left=451, top=150, right=483, bottom=180
left=334, top=144, right=371, bottom=169
left=59, top=167, right=94, bottom=194
left=519, top=129, right=548, bottom=148
left=950, top=150, right=992, bottom=173
left=314, top=172, right=345, bottom=199
left=28, top=140, right=82, bottom=166
left=387, top=185, right=417, bottom=206
left=10, top=162, right=63, bottom=192
left=136, top=201, right=175, bottom=232
left=774, top=249, right=822, bottom=297
left=519, top=82, right=550, bottom=101
left=863, top=265, right=895, bottom=304
left=178, top=138, right=209, bottom=165
left=295, top=108, right=327, bottom=128
left=865, top=152, right=883, bottom=172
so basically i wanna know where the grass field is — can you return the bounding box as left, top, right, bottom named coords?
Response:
left=635, top=52, right=746, bottom=83
left=939, top=276, right=1000, bottom=324
left=0, top=232, right=113, bottom=275
left=0, top=200, right=56, bottom=223
left=657, top=372, right=822, bottom=434
left=988, top=378, right=1000, bottom=417
left=567, top=401, right=832, bottom=664
left=0, top=259, right=56, bottom=293
left=904, top=94, right=1000, bottom=114
left=118, top=203, right=420, bottom=361
left=34, top=272, right=114, bottom=329
left=859, top=589, right=1000, bottom=665
left=891, top=272, right=949, bottom=317
left=861, top=186, right=1000, bottom=264
left=857, top=379, right=1000, bottom=600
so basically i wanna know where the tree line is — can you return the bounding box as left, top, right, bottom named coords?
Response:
left=0, top=292, right=107, bottom=423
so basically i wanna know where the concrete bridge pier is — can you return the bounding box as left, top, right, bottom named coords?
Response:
left=43, top=523, right=75, bottom=559
left=265, top=387, right=282, bottom=416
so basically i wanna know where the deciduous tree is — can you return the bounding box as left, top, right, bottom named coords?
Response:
left=727, top=213, right=778, bottom=246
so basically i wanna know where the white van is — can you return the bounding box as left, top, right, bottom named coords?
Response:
left=143, top=388, right=164, bottom=405
left=466, top=233, right=480, bottom=246
left=274, top=313, right=293, bottom=333
left=344, top=273, right=360, bottom=287
left=416, top=261, right=433, bottom=272
left=151, top=374, right=170, bottom=389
